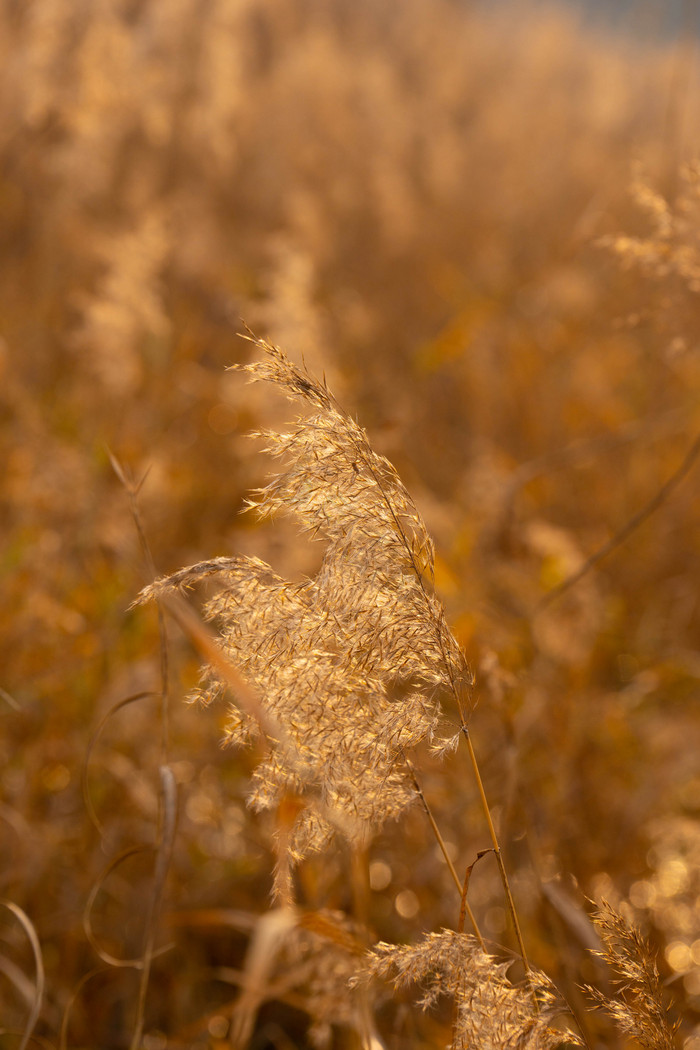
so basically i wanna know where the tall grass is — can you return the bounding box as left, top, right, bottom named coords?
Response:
left=2, top=0, right=700, bottom=1044
left=139, top=337, right=681, bottom=1048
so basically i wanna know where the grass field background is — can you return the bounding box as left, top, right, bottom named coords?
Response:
left=2, top=0, right=700, bottom=1046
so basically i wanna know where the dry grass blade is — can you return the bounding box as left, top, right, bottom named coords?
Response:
left=0, top=952, right=37, bottom=1007
left=165, top=908, right=258, bottom=934
left=150, top=588, right=285, bottom=743
left=229, top=906, right=299, bottom=1050
left=0, top=686, right=21, bottom=712
left=0, top=900, right=45, bottom=1050
left=458, top=850, right=493, bottom=940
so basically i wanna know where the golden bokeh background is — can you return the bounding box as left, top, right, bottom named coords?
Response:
left=2, top=0, right=700, bottom=1045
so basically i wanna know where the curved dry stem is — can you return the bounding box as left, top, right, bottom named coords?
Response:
left=83, top=845, right=154, bottom=968
left=82, top=690, right=160, bottom=838
left=0, top=900, right=45, bottom=1050
left=538, top=427, right=700, bottom=610
left=59, top=966, right=111, bottom=1050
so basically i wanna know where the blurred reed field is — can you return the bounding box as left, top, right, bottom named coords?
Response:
left=2, top=0, right=700, bottom=1046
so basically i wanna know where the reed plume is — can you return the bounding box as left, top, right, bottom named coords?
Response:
left=139, top=336, right=473, bottom=869
left=586, top=900, right=679, bottom=1050
left=359, top=931, right=579, bottom=1050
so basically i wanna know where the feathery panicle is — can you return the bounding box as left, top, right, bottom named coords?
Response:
left=235, top=340, right=470, bottom=701
left=359, top=930, right=580, bottom=1050
left=139, top=336, right=474, bottom=860
left=586, top=900, right=678, bottom=1050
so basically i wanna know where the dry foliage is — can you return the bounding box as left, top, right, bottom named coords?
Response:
left=140, top=339, right=472, bottom=871
left=2, top=0, right=700, bottom=1046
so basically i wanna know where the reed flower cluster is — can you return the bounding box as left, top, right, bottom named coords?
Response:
left=359, top=930, right=579, bottom=1050
left=140, top=338, right=472, bottom=869
left=587, top=900, right=679, bottom=1050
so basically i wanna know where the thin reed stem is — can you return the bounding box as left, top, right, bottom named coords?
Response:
left=537, top=426, right=700, bottom=611
left=130, top=765, right=177, bottom=1050
left=405, top=759, right=485, bottom=949
left=461, top=726, right=531, bottom=975
left=108, top=450, right=171, bottom=761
